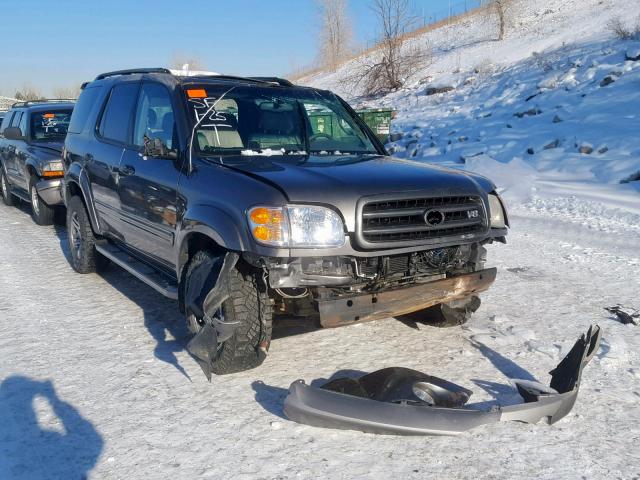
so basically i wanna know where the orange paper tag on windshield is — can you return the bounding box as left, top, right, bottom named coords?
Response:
left=187, top=88, right=207, bottom=98
left=43, top=113, right=55, bottom=119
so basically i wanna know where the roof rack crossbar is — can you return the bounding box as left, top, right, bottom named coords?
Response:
left=95, top=68, right=172, bottom=81
left=11, top=99, right=76, bottom=108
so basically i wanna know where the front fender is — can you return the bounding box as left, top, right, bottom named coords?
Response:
left=64, top=164, right=101, bottom=233
left=179, top=204, right=248, bottom=251
left=24, top=157, right=41, bottom=177
left=176, top=204, right=250, bottom=280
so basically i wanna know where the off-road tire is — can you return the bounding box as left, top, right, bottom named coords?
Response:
left=421, top=295, right=482, bottom=327
left=185, top=250, right=273, bottom=375
left=66, top=195, right=109, bottom=273
left=1, top=169, right=16, bottom=207
left=29, top=178, right=55, bottom=225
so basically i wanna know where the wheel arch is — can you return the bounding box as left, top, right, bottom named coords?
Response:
left=177, top=231, right=228, bottom=313
left=64, top=165, right=101, bottom=233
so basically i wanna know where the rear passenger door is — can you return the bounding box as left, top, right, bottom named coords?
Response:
left=89, top=81, right=140, bottom=237
left=4, top=111, right=24, bottom=184
left=117, top=82, right=182, bottom=266
left=12, top=111, right=30, bottom=190
left=0, top=112, right=15, bottom=174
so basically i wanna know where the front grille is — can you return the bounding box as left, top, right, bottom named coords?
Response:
left=360, top=195, right=486, bottom=245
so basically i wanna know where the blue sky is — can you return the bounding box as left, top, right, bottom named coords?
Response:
left=0, top=0, right=476, bottom=96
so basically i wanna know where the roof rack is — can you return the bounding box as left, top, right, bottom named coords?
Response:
left=11, top=99, right=76, bottom=108
left=248, top=77, right=294, bottom=87
left=89, top=68, right=295, bottom=87
left=94, top=68, right=172, bottom=81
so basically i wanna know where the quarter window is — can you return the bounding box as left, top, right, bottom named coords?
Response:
left=69, top=86, right=101, bottom=134
left=98, top=83, right=140, bottom=144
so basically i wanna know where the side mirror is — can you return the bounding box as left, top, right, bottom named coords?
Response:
left=143, top=136, right=178, bottom=160
left=4, top=127, right=25, bottom=141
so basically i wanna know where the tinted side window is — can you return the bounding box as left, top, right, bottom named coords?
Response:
left=69, top=86, right=101, bottom=134
left=98, top=83, right=139, bottom=144
left=133, top=83, right=176, bottom=149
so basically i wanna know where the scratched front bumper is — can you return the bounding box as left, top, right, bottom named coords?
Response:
left=36, top=178, right=63, bottom=206
left=317, top=268, right=497, bottom=327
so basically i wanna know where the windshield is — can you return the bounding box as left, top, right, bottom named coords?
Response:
left=184, top=85, right=378, bottom=156
left=30, top=109, right=72, bottom=142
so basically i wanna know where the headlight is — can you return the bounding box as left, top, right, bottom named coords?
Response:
left=488, top=194, right=507, bottom=229
left=248, top=205, right=345, bottom=248
left=42, top=161, right=64, bottom=178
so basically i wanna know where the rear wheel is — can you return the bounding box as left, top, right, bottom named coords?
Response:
left=419, top=295, right=482, bottom=327
left=29, top=178, right=55, bottom=226
left=1, top=170, right=16, bottom=207
left=185, top=250, right=273, bottom=375
left=66, top=195, right=109, bottom=273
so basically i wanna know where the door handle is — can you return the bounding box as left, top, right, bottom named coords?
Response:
left=119, top=165, right=135, bottom=176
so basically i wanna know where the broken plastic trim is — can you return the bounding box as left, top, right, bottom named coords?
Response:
left=186, top=252, right=240, bottom=380
left=283, top=325, right=601, bottom=435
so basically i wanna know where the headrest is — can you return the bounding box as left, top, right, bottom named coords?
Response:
left=259, top=110, right=295, bottom=135
left=147, top=109, right=157, bottom=128
left=161, top=112, right=174, bottom=133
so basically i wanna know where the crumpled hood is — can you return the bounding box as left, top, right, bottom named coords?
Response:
left=220, top=154, right=495, bottom=202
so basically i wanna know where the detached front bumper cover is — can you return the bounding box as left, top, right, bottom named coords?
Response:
left=284, top=325, right=601, bottom=435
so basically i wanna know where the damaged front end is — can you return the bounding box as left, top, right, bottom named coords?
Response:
left=284, top=326, right=601, bottom=435
left=185, top=252, right=241, bottom=380
left=252, top=242, right=492, bottom=327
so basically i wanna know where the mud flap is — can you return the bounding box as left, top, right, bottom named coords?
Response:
left=185, top=252, right=239, bottom=380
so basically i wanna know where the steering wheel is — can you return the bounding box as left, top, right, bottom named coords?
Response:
left=309, top=133, right=333, bottom=142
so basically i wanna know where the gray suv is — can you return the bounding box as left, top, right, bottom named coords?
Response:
left=0, top=100, right=74, bottom=224
left=63, top=68, right=508, bottom=376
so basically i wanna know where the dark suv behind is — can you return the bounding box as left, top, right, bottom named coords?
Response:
left=63, top=68, right=508, bottom=377
left=0, top=100, right=74, bottom=224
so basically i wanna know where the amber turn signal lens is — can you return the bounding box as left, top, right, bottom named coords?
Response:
left=248, top=206, right=287, bottom=246
left=253, top=226, right=273, bottom=242
left=41, top=171, right=64, bottom=178
left=250, top=207, right=283, bottom=225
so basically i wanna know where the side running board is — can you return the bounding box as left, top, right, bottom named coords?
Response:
left=95, top=244, right=178, bottom=300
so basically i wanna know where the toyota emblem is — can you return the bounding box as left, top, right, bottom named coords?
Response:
left=424, top=209, right=445, bottom=226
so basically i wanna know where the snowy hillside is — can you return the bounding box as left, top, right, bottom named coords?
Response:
left=300, top=0, right=640, bottom=219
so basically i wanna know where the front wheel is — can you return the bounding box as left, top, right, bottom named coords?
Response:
left=66, top=195, right=109, bottom=273
left=185, top=250, right=273, bottom=375
left=29, top=178, right=55, bottom=225
left=1, top=170, right=16, bottom=207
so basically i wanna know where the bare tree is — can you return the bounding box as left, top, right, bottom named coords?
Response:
left=14, top=84, right=44, bottom=101
left=607, top=16, right=640, bottom=40
left=490, top=0, right=513, bottom=41
left=347, top=0, right=429, bottom=95
left=52, top=85, right=81, bottom=100
left=317, top=0, right=353, bottom=71
left=170, top=52, right=205, bottom=72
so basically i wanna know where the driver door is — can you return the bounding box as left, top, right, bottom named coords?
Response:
left=117, top=82, right=182, bottom=268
